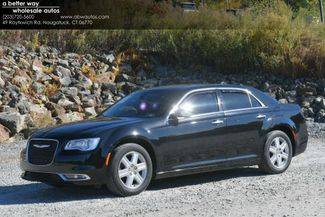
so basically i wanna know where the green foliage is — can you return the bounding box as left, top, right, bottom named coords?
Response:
left=0, top=1, right=324, bottom=78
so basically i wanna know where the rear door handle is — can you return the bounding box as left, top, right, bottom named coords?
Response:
left=256, top=114, right=266, bottom=119
left=212, top=119, right=224, bottom=124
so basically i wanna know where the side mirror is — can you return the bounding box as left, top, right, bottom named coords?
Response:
left=168, top=114, right=179, bottom=126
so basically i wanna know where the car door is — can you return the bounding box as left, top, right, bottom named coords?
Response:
left=158, top=90, right=228, bottom=171
left=219, top=89, right=267, bottom=160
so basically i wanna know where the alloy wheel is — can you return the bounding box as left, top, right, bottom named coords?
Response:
left=268, top=137, right=289, bottom=170
left=118, top=151, right=148, bottom=189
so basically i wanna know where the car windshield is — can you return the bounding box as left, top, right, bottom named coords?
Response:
left=101, top=89, right=185, bottom=118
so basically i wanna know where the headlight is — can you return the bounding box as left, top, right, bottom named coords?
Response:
left=65, top=138, right=100, bottom=151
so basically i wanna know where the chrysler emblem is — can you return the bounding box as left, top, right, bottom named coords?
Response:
left=33, top=144, right=51, bottom=149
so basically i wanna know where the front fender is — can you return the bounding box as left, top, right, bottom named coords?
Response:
left=99, top=126, right=158, bottom=166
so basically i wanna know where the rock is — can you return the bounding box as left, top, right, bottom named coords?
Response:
left=278, top=98, right=288, bottom=104
left=120, top=64, right=132, bottom=74
left=32, top=82, right=45, bottom=94
left=32, top=58, right=43, bottom=74
left=28, top=104, right=54, bottom=128
left=301, top=100, right=310, bottom=108
left=84, top=107, right=97, bottom=117
left=0, top=112, right=26, bottom=135
left=16, top=100, right=31, bottom=114
left=19, top=57, right=30, bottom=69
left=0, top=76, right=5, bottom=88
left=105, top=53, right=115, bottom=63
left=59, top=76, right=72, bottom=86
left=0, top=124, right=10, bottom=142
left=58, top=112, right=84, bottom=124
left=79, top=74, right=93, bottom=89
left=117, top=82, right=138, bottom=94
left=82, top=98, right=96, bottom=107
left=313, top=97, right=325, bottom=110
left=315, top=109, right=325, bottom=123
left=12, top=75, right=31, bottom=87
left=56, top=65, right=71, bottom=77
left=115, top=73, right=132, bottom=83
left=58, top=98, right=74, bottom=108
left=102, top=83, right=117, bottom=94
left=58, top=58, right=69, bottom=68
left=45, top=102, right=66, bottom=117
left=62, top=87, right=79, bottom=98
left=301, top=107, right=314, bottom=118
left=296, top=85, right=317, bottom=96
left=96, top=71, right=115, bottom=84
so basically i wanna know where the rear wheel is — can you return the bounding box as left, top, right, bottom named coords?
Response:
left=259, top=130, right=293, bottom=174
left=106, top=143, right=153, bottom=196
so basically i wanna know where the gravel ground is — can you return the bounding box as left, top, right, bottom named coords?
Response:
left=0, top=136, right=324, bottom=217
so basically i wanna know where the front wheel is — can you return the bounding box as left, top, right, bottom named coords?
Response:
left=259, top=130, right=293, bottom=174
left=106, top=143, right=153, bottom=196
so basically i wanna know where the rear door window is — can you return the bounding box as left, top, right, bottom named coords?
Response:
left=221, top=91, right=251, bottom=110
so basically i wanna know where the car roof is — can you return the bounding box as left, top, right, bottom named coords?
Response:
left=144, top=84, right=278, bottom=106
left=145, top=84, right=249, bottom=92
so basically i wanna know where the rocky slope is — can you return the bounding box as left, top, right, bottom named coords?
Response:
left=0, top=44, right=324, bottom=141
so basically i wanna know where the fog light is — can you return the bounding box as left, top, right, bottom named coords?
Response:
left=58, top=173, right=90, bottom=181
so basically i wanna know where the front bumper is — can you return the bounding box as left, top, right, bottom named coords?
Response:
left=20, top=148, right=109, bottom=186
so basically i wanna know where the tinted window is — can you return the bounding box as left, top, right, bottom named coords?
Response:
left=250, top=95, right=262, bottom=107
left=178, top=92, right=218, bottom=117
left=221, top=91, right=251, bottom=110
left=101, top=89, right=184, bottom=118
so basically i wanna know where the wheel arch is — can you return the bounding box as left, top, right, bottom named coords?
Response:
left=112, top=136, right=158, bottom=178
left=268, top=125, right=297, bottom=156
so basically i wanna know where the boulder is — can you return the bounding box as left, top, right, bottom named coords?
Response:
left=58, top=112, right=84, bottom=124
left=315, top=109, right=325, bottom=123
left=278, top=98, right=288, bottom=104
left=115, top=73, right=133, bottom=83
left=59, top=76, right=72, bottom=87
left=0, top=112, right=26, bottom=135
left=12, top=75, right=31, bottom=87
left=104, top=53, right=115, bottom=63
left=84, top=107, right=97, bottom=117
left=16, top=100, right=31, bottom=114
left=32, top=58, right=43, bottom=74
left=45, top=102, right=66, bottom=117
left=95, top=71, right=115, bottom=84
left=79, top=74, right=93, bottom=89
left=58, top=98, right=74, bottom=109
left=58, top=58, right=69, bottom=68
left=28, top=104, right=54, bottom=128
left=0, top=124, right=10, bottom=142
left=32, top=82, right=45, bottom=94
left=56, top=65, right=71, bottom=78
left=0, top=76, right=5, bottom=88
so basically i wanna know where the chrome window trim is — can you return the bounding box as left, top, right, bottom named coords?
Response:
left=26, top=138, right=59, bottom=166
left=166, top=86, right=267, bottom=123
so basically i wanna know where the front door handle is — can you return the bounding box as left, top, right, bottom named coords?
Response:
left=212, top=119, right=224, bottom=124
left=256, top=114, right=266, bottom=119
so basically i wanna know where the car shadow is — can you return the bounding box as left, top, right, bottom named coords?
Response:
left=148, top=167, right=263, bottom=190
left=0, top=167, right=264, bottom=205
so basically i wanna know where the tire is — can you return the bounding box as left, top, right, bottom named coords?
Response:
left=106, top=143, right=153, bottom=197
left=259, top=130, right=293, bottom=174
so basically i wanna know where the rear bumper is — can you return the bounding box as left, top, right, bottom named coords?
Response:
left=294, top=119, right=308, bottom=156
left=294, top=140, right=308, bottom=156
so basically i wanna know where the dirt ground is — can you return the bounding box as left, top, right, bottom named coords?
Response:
left=0, top=137, right=324, bottom=217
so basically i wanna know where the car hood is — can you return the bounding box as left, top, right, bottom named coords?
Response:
left=32, top=117, right=143, bottom=140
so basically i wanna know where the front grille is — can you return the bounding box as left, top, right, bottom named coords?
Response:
left=27, top=139, right=58, bottom=165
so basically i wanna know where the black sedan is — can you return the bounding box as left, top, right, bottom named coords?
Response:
left=20, top=84, right=308, bottom=196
